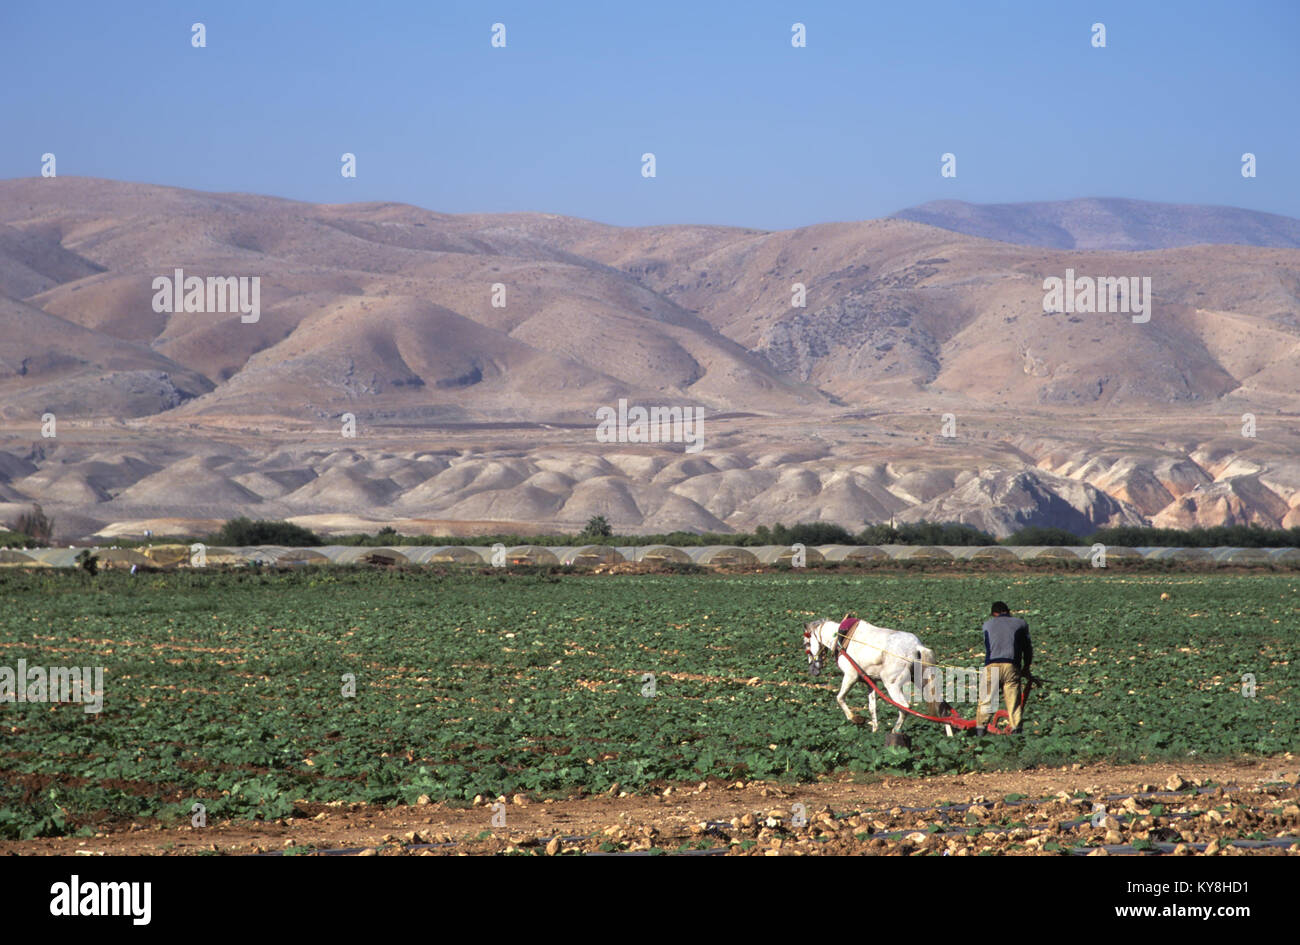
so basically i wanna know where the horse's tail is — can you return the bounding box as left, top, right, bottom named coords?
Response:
left=916, top=646, right=943, bottom=716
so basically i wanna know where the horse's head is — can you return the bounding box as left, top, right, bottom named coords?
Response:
left=803, top=620, right=827, bottom=676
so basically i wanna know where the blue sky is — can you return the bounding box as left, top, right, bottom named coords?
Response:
left=3, top=0, right=1296, bottom=229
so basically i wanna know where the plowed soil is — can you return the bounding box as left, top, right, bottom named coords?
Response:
left=8, top=757, right=1297, bottom=856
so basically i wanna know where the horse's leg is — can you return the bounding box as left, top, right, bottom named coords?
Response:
left=835, top=670, right=859, bottom=724
left=868, top=689, right=879, bottom=732
left=882, top=676, right=911, bottom=734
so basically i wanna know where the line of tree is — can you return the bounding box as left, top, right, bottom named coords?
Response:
left=1085, top=524, right=1300, bottom=548
left=319, top=518, right=1300, bottom=548
left=13, top=513, right=1300, bottom=551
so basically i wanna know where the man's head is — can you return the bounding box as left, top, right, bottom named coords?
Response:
left=991, top=601, right=1011, bottom=616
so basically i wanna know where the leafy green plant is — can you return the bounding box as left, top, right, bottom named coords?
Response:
left=0, top=569, right=1294, bottom=838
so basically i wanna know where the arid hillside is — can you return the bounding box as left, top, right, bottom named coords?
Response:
left=1, top=178, right=1298, bottom=540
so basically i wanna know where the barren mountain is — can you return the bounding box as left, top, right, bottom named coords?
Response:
left=1, top=178, right=1298, bottom=540
left=891, top=198, right=1300, bottom=252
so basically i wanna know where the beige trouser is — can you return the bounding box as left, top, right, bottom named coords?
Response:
left=976, top=663, right=1023, bottom=729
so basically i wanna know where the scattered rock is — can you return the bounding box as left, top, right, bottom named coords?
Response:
left=545, top=837, right=561, bottom=856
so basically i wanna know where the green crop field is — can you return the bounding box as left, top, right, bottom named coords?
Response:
left=1, top=568, right=1296, bottom=840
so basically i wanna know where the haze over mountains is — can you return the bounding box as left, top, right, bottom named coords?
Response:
left=1, top=178, right=1298, bottom=541
left=891, top=198, right=1300, bottom=252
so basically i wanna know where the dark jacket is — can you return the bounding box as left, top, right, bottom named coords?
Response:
left=982, top=615, right=1032, bottom=670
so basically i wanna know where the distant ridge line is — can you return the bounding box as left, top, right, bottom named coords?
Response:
left=891, top=197, right=1300, bottom=251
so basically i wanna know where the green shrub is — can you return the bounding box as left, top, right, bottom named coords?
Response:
left=860, top=521, right=996, bottom=546
left=1001, top=526, right=1086, bottom=546
left=209, top=517, right=322, bottom=546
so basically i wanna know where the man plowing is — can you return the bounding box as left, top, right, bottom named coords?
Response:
left=969, top=601, right=1033, bottom=736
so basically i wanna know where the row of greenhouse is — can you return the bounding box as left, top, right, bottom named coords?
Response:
left=3, top=543, right=1299, bottom=569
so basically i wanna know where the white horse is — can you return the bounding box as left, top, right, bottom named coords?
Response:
left=803, top=617, right=954, bottom=736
